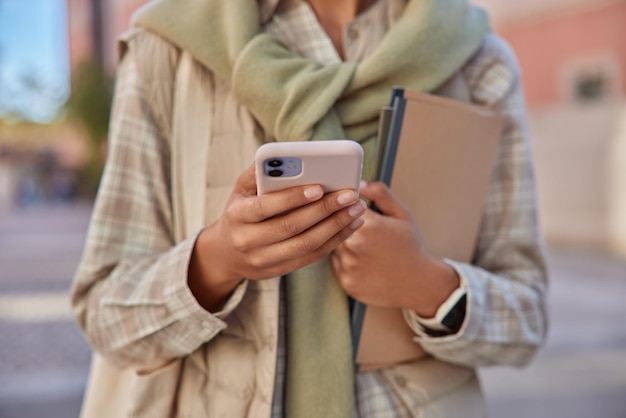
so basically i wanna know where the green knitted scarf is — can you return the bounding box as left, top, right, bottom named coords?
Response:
left=134, top=1, right=488, bottom=416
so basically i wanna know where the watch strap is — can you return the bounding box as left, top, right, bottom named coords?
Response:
left=414, top=287, right=467, bottom=335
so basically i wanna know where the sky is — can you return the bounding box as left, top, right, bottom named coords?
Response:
left=0, top=0, right=69, bottom=123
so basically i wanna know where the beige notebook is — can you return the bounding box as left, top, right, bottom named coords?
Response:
left=354, top=88, right=503, bottom=370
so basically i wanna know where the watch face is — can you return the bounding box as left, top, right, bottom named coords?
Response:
left=441, top=294, right=467, bottom=333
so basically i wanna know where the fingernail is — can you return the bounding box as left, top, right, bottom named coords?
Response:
left=304, top=186, right=323, bottom=200
left=348, top=200, right=366, bottom=217
left=337, top=190, right=357, bottom=205
left=350, top=217, right=364, bottom=229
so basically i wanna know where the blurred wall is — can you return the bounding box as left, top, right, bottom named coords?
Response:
left=476, top=0, right=626, bottom=256
left=67, top=0, right=93, bottom=70
left=103, top=0, right=152, bottom=71
left=495, top=1, right=626, bottom=108
left=67, top=0, right=149, bottom=73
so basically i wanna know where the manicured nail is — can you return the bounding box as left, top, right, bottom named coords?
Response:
left=304, top=186, right=323, bottom=200
left=350, top=217, right=364, bottom=230
left=348, top=200, right=366, bottom=217
left=337, top=190, right=357, bottom=205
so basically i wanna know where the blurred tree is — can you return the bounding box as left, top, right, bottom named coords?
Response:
left=66, top=59, right=114, bottom=195
left=0, top=65, right=68, bottom=124
left=0, top=0, right=70, bottom=124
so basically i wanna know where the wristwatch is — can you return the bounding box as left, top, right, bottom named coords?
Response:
left=414, top=287, right=467, bottom=335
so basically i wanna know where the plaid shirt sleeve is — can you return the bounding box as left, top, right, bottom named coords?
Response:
left=70, top=45, right=246, bottom=371
left=404, top=34, right=549, bottom=368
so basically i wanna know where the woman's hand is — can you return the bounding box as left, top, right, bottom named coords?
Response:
left=331, top=181, right=459, bottom=318
left=188, top=163, right=367, bottom=312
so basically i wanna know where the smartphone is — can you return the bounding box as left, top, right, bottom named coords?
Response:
left=255, top=140, right=364, bottom=195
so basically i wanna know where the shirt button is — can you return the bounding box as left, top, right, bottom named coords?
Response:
left=395, top=376, right=408, bottom=388
left=347, top=27, right=360, bottom=40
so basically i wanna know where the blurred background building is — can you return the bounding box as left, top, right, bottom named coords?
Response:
left=476, top=0, right=626, bottom=257
left=0, top=0, right=625, bottom=417
left=3, top=0, right=624, bottom=256
left=67, top=0, right=148, bottom=72
left=0, top=0, right=147, bottom=210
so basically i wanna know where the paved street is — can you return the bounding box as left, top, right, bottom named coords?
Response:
left=1, top=203, right=625, bottom=418
left=0, top=203, right=93, bottom=418
left=479, top=250, right=626, bottom=418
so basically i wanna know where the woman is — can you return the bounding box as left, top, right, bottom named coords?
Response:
left=71, top=0, right=548, bottom=416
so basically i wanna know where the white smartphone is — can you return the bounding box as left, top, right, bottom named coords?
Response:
left=255, top=140, right=364, bottom=195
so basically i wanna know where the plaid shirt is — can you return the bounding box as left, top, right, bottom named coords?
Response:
left=72, top=0, right=548, bottom=416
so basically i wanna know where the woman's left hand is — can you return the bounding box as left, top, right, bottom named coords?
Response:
left=331, top=181, right=459, bottom=317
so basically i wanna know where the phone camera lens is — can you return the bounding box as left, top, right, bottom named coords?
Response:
left=268, top=159, right=283, bottom=168
left=268, top=169, right=283, bottom=177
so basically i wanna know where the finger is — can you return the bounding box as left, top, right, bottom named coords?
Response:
left=234, top=163, right=259, bottom=197
left=309, top=219, right=364, bottom=271
left=359, top=181, right=410, bottom=219
left=263, top=191, right=364, bottom=240
left=253, top=207, right=365, bottom=268
left=255, top=193, right=365, bottom=248
left=227, top=190, right=364, bottom=264
left=330, top=250, right=343, bottom=275
left=266, top=218, right=364, bottom=278
left=235, top=184, right=325, bottom=223
left=240, top=182, right=361, bottom=225
left=227, top=192, right=364, bottom=263
left=330, top=242, right=357, bottom=272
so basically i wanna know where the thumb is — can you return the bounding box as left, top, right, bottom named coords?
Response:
left=360, top=181, right=411, bottom=219
left=235, top=163, right=258, bottom=196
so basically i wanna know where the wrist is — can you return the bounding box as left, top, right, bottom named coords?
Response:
left=188, top=226, right=243, bottom=312
left=410, top=256, right=460, bottom=318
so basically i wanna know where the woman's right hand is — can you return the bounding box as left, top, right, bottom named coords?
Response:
left=188, top=163, right=366, bottom=312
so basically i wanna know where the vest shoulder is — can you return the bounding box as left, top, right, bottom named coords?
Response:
left=120, top=28, right=182, bottom=80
